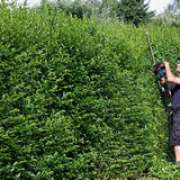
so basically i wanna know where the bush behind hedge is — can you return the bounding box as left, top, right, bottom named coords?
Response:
left=0, top=7, right=180, bottom=179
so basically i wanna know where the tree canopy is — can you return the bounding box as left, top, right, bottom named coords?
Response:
left=117, top=0, right=154, bottom=26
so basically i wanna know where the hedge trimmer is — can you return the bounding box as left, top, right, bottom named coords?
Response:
left=145, top=32, right=172, bottom=110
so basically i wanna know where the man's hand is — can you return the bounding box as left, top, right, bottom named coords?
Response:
left=164, top=61, right=170, bottom=67
left=160, top=77, right=166, bottom=85
left=163, top=61, right=171, bottom=74
left=163, top=61, right=180, bottom=84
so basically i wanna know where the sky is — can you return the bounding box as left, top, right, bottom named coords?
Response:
left=16, top=0, right=174, bottom=14
left=147, top=0, right=174, bottom=14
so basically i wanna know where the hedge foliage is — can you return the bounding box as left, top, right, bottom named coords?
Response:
left=0, top=7, right=180, bottom=179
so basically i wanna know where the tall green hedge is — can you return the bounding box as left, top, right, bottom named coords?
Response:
left=0, top=7, right=180, bottom=179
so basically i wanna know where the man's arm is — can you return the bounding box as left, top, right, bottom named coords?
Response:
left=164, top=61, right=180, bottom=84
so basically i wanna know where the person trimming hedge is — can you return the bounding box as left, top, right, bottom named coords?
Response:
left=163, top=57, right=180, bottom=163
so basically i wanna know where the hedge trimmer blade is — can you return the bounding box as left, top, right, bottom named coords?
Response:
left=145, top=32, right=157, bottom=65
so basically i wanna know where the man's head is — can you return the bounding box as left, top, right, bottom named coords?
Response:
left=176, top=57, right=180, bottom=74
left=154, top=63, right=166, bottom=82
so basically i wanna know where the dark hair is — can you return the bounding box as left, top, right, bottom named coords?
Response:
left=153, top=63, right=166, bottom=80
left=177, top=57, right=180, bottom=61
left=153, top=63, right=165, bottom=74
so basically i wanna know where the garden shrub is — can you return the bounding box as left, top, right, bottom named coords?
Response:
left=0, top=6, right=180, bottom=179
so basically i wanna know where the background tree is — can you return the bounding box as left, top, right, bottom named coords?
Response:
left=98, top=0, right=118, bottom=20
left=0, top=0, right=6, bottom=7
left=156, top=0, right=180, bottom=26
left=171, top=0, right=180, bottom=14
left=117, top=0, right=154, bottom=26
left=70, top=0, right=84, bottom=19
left=83, top=0, right=101, bottom=18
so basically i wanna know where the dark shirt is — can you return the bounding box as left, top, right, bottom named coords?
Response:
left=169, top=83, right=180, bottom=110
